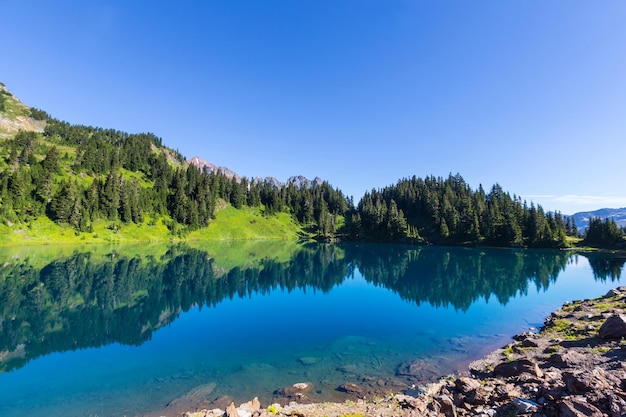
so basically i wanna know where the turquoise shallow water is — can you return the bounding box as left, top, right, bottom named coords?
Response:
left=0, top=243, right=623, bottom=416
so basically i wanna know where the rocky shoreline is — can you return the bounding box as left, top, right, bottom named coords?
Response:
left=178, top=287, right=626, bottom=417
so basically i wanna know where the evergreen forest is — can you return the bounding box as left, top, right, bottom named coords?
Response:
left=0, top=84, right=624, bottom=248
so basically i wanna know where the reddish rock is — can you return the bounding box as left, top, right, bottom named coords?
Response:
left=454, top=377, right=480, bottom=394
left=274, top=382, right=312, bottom=397
left=559, top=397, right=604, bottom=417
left=493, top=359, right=543, bottom=378
left=437, top=394, right=457, bottom=417
left=225, top=402, right=240, bottom=417
left=396, top=394, right=428, bottom=412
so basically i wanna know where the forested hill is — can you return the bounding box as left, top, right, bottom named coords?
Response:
left=0, top=83, right=349, bottom=244
left=0, top=82, right=589, bottom=247
left=353, top=175, right=579, bottom=248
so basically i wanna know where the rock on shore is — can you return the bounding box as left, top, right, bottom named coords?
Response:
left=183, top=287, right=626, bottom=417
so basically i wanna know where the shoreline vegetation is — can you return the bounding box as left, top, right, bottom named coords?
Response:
left=173, top=287, right=626, bottom=417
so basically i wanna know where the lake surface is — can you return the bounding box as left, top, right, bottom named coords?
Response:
left=0, top=242, right=624, bottom=417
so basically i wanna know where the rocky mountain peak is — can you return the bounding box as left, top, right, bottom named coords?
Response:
left=0, top=83, right=46, bottom=138
left=286, top=175, right=324, bottom=189
left=187, top=156, right=240, bottom=181
left=188, top=155, right=326, bottom=190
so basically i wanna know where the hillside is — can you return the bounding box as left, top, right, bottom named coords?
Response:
left=0, top=83, right=348, bottom=244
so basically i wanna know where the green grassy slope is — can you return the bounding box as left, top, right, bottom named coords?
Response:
left=0, top=205, right=308, bottom=246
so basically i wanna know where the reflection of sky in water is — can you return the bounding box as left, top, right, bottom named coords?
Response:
left=0, top=246, right=622, bottom=417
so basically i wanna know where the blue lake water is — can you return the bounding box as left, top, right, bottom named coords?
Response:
left=0, top=242, right=623, bottom=416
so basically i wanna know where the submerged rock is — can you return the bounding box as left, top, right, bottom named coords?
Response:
left=337, top=382, right=363, bottom=395
left=298, top=357, right=321, bottom=366
left=164, top=382, right=217, bottom=413
left=274, top=382, right=314, bottom=403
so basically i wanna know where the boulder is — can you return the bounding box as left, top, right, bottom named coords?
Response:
left=558, top=397, right=604, bottom=417
left=274, top=382, right=313, bottom=402
left=605, top=288, right=622, bottom=297
left=396, top=394, right=428, bottom=412
left=437, top=394, right=457, bottom=417
left=275, top=382, right=313, bottom=397
left=467, top=385, right=493, bottom=405
left=237, top=397, right=260, bottom=417
left=563, top=368, right=619, bottom=394
left=454, top=377, right=481, bottom=394
left=598, top=314, right=626, bottom=339
left=210, top=395, right=234, bottom=410
left=225, top=402, right=239, bottom=417
left=493, top=359, right=543, bottom=378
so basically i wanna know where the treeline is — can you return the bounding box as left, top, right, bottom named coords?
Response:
left=0, top=120, right=348, bottom=236
left=583, top=216, right=625, bottom=249
left=0, top=86, right=10, bottom=112
left=352, top=174, right=578, bottom=247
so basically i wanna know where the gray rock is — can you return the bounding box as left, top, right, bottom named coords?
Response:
left=512, top=398, right=539, bottom=413
left=605, top=288, right=622, bottom=297
left=520, top=338, right=539, bottom=348
left=598, top=314, right=626, bottom=339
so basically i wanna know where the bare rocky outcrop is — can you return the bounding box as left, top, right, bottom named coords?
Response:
left=0, top=84, right=46, bottom=137
left=181, top=287, right=626, bottom=417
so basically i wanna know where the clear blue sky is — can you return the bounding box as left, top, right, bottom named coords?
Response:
left=2, top=1, right=625, bottom=214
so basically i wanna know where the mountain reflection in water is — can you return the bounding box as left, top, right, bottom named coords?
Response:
left=0, top=242, right=623, bottom=416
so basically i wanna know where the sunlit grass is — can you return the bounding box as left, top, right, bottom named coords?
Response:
left=188, top=205, right=305, bottom=241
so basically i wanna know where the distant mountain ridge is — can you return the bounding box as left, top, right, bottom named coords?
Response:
left=571, top=207, right=626, bottom=233
left=188, top=156, right=324, bottom=189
